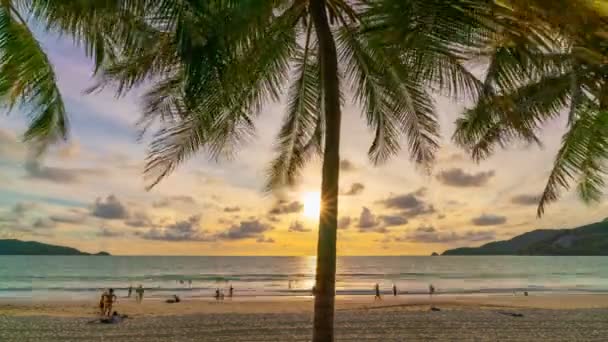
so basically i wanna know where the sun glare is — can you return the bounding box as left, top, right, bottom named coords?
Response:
left=302, top=191, right=321, bottom=219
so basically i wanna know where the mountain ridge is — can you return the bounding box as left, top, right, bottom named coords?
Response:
left=0, top=239, right=110, bottom=256
left=443, top=220, right=608, bottom=256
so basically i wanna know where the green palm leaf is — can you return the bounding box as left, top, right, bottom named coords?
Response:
left=0, top=4, right=66, bottom=147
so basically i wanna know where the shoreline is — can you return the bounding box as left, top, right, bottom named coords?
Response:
left=2, top=293, right=608, bottom=318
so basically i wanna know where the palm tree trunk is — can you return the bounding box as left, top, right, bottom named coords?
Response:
left=309, top=0, right=341, bottom=341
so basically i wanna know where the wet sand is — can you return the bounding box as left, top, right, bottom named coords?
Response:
left=1, top=295, right=608, bottom=341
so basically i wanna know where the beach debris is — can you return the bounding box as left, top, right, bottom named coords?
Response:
left=498, top=311, right=524, bottom=317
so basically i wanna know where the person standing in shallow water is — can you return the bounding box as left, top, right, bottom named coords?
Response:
left=127, top=285, right=132, bottom=298
left=374, top=283, right=381, bottom=300
left=392, top=284, right=398, bottom=297
left=136, top=285, right=144, bottom=303
left=229, top=285, right=234, bottom=298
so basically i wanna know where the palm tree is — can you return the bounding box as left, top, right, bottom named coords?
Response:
left=0, top=1, right=67, bottom=149
left=453, top=0, right=608, bottom=217
left=5, top=1, right=518, bottom=340
left=78, top=1, right=490, bottom=340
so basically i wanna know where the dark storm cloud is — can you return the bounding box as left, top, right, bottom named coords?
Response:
left=436, top=168, right=495, bottom=187
left=342, top=182, right=365, bottom=196
left=471, top=214, right=507, bottom=226
left=268, top=201, right=303, bottom=215
left=340, top=159, right=357, bottom=172
left=338, top=217, right=352, bottom=229
left=216, top=220, right=274, bottom=240
left=224, top=206, right=241, bottom=213
left=138, top=215, right=208, bottom=241
left=91, top=195, right=129, bottom=219
left=511, top=194, right=540, bottom=206
left=288, top=221, right=311, bottom=233
left=395, top=226, right=496, bottom=243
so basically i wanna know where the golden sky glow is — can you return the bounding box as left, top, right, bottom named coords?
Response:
left=1, top=30, right=608, bottom=257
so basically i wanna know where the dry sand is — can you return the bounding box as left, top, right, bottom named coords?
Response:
left=1, top=294, right=608, bottom=341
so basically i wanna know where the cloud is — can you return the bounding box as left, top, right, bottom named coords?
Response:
left=342, top=182, right=365, bottom=196
left=379, top=188, right=435, bottom=219
left=379, top=215, right=408, bottom=227
left=0, top=128, right=24, bottom=160
left=55, top=141, right=80, bottom=160
left=125, top=212, right=153, bottom=228
left=268, top=201, right=303, bottom=215
left=511, top=194, right=540, bottom=206
left=12, top=202, right=36, bottom=216
left=380, top=190, right=426, bottom=210
left=24, top=160, right=104, bottom=184
left=471, top=214, right=507, bottom=226
left=224, top=206, right=241, bottom=213
left=216, top=219, right=274, bottom=240
left=97, top=227, right=125, bottom=238
left=340, top=159, right=357, bottom=172
left=92, top=195, right=129, bottom=219
left=267, top=215, right=280, bottom=223
left=338, top=216, right=352, bottom=229
left=288, top=221, right=311, bottom=233
left=33, top=218, right=56, bottom=229
left=171, top=195, right=196, bottom=204
left=152, top=195, right=197, bottom=208
left=50, top=214, right=87, bottom=224
left=436, top=168, right=495, bottom=187
left=358, top=207, right=379, bottom=229
left=138, top=215, right=208, bottom=241
left=396, top=226, right=496, bottom=243
left=256, top=236, right=275, bottom=243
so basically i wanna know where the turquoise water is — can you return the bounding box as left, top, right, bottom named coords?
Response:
left=0, top=256, right=607, bottom=300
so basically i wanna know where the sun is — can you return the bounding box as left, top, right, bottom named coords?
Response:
left=302, top=191, right=321, bottom=219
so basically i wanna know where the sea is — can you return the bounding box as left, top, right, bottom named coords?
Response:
left=1, top=256, right=607, bottom=300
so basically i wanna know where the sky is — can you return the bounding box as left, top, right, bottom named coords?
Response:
left=1, top=31, right=606, bottom=256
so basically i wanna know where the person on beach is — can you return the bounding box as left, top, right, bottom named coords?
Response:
left=229, top=285, right=234, bottom=298
left=99, top=289, right=107, bottom=315
left=102, top=289, right=117, bottom=317
left=127, top=285, right=132, bottom=298
left=429, top=284, right=435, bottom=298
left=136, top=285, right=144, bottom=303
left=166, top=295, right=181, bottom=303
left=393, top=284, right=398, bottom=297
left=215, top=288, right=221, bottom=301
left=101, top=311, right=128, bottom=324
left=374, top=283, right=381, bottom=300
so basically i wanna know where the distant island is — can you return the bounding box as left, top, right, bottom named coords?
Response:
left=0, top=239, right=110, bottom=256
left=443, top=220, right=608, bottom=256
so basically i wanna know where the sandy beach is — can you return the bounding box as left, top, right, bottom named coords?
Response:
left=1, top=294, right=608, bottom=341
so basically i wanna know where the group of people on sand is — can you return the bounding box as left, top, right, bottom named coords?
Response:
left=373, top=283, right=436, bottom=300
left=214, top=285, right=234, bottom=301
left=126, top=285, right=145, bottom=303
left=99, top=286, right=145, bottom=316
